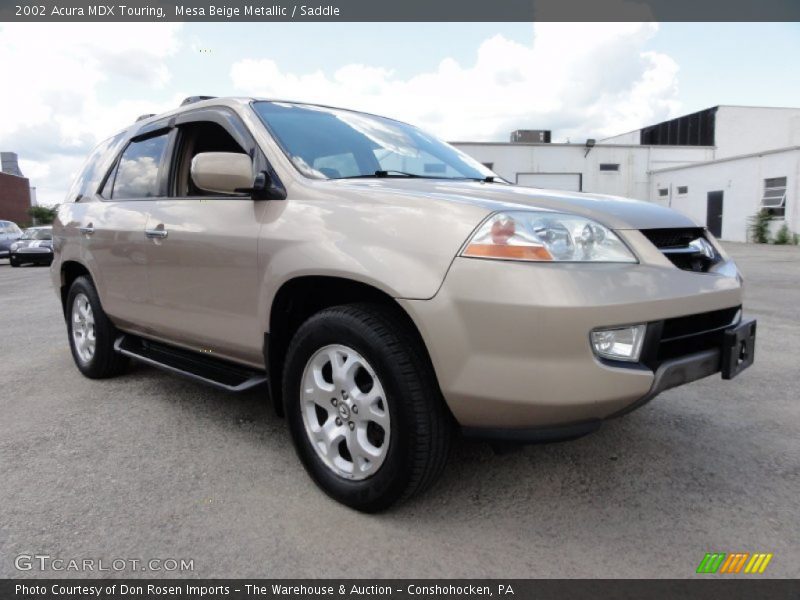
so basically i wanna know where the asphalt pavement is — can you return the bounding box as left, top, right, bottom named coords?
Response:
left=0, top=243, right=797, bottom=578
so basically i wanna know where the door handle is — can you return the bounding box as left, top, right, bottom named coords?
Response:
left=79, top=224, right=94, bottom=235
left=145, top=228, right=168, bottom=239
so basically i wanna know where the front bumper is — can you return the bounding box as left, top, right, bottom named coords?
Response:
left=399, top=254, right=746, bottom=432
left=12, top=248, right=53, bottom=263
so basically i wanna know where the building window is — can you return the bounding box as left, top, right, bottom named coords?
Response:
left=658, top=188, right=669, bottom=197
left=599, top=163, right=620, bottom=172
left=761, top=177, right=787, bottom=218
left=677, top=186, right=688, bottom=195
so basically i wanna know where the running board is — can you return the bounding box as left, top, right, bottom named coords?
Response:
left=114, top=335, right=267, bottom=392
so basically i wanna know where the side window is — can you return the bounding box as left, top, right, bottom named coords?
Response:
left=111, top=133, right=170, bottom=200
left=66, top=132, right=127, bottom=202
left=173, top=121, right=248, bottom=197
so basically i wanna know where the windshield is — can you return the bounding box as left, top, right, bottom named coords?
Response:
left=21, top=228, right=52, bottom=240
left=1, top=221, right=21, bottom=234
left=253, top=101, right=497, bottom=181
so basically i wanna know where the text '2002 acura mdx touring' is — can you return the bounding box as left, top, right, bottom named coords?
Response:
left=52, top=97, right=756, bottom=511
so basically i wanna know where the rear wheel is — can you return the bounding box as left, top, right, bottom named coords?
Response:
left=66, top=276, right=128, bottom=379
left=283, top=304, right=451, bottom=512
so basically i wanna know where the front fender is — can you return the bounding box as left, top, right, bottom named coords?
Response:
left=255, top=193, right=488, bottom=331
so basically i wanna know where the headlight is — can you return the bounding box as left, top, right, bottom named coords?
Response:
left=462, top=211, right=636, bottom=263
left=10, top=242, right=20, bottom=251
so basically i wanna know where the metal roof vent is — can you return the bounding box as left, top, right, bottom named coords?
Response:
left=180, top=96, right=217, bottom=106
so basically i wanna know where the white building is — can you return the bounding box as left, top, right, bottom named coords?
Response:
left=453, top=106, right=800, bottom=242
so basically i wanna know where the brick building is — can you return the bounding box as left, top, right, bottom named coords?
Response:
left=0, top=152, right=32, bottom=225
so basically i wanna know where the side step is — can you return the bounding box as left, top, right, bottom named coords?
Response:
left=114, top=334, right=267, bottom=392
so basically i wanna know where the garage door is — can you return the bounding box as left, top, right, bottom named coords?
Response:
left=517, top=173, right=582, bottom=192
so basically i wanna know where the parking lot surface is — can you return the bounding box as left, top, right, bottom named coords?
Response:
left=0, top=243, right=798, bottom=578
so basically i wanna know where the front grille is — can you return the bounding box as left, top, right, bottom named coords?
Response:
left=640, top=227, right=720, bottom=273
left=651, top=306, right=740, bottom=364
left=641, top=227, right=705, bottom=249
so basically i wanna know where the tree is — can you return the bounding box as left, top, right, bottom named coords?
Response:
left=28, top=205, right=59, bottom=225
left=747, top=209, right=771, bottom=244
left=773, top=222, right=796, bottom=245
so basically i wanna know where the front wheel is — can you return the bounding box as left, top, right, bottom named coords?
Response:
left=283, top=304, right=451, bottom=512
left=9, top=257, right=19, bottom=267
left=66, top=276, right=128, bottom=379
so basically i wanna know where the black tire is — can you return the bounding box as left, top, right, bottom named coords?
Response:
left=66, top=275, right=128, bottom=379
left=283, top=303, right=451, bottom=512
left=9, top=257, right=19, bottom=267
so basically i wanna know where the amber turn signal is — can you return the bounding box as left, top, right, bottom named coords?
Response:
left=462, top=243, right=553, bottom=261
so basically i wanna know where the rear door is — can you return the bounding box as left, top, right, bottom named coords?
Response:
left=142, top=108, right=270, bottom=366
left=59, top=131, right=161, bottom=330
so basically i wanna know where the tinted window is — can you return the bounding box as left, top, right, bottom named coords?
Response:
left=111, top=134, right=169, bottom=199
left=66, top=133, right=127, bottom=202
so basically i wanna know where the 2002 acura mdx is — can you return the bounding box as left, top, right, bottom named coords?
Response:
left=52, top=97, right=756, bottom=511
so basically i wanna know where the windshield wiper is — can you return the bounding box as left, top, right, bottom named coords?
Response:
left=337, top=170, right=426, bottom=179
left=456, top=176, right=502, bottom=183
left=335, top=171, right=503, bottom=182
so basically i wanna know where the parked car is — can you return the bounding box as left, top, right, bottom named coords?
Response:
left=10, top=226, right=53, bottom=267
left=0, top=219, right=23, bottom=260
left=51, top=97, right=756, bottom=511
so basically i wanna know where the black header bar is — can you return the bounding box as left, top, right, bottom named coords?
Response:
left=2, top=0, right=800, bottom=22
left=2, top=579, right=800, bottom=600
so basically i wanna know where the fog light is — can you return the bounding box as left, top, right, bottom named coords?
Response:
left=591, top=324, right=646, bottom=362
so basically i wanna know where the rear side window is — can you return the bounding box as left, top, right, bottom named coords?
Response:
left=110, top=134, right=170, bottom=200
left=66, top=133, right=127, bottom=202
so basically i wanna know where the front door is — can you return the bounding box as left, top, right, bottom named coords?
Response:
left=144, top=199, right=265, bottom=365
left=143, top=115, right=268, bottom=366
left=706, top=191, right=724, bottom=238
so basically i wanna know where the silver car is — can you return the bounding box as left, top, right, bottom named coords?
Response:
left=0, top=220, right=23, bottom=260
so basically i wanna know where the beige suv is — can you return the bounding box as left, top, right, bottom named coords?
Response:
left=52, top=97, right=756, bottom=511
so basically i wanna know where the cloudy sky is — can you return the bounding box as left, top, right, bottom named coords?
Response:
left=1, top=22, right=798, bottom=205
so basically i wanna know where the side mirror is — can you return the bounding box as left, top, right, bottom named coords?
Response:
left=191, top=152, right=254, bottom=195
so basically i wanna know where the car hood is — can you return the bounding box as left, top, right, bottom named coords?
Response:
left=327, top=179, right=697, bottom=230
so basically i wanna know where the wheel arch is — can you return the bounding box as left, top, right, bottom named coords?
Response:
left=266, top=275, right=441, bottom=417
left=59, top=260, right=92, bottom=318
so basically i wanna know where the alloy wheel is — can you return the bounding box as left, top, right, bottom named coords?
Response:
left=300, top=344, right=390, bottom=480
left=71, top=292, right=96, bottom=363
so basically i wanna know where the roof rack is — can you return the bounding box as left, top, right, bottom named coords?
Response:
left=135, top=114, right=156, bottom=122
left=180, top=96, right=217, bottom=106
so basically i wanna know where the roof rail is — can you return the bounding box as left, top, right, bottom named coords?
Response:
left=180, top=96, right=217, bottom=106
left=136, top=114, right=156, bottom=122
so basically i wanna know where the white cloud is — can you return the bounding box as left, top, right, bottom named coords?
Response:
left=1, top=23, right=681, bottom=207
left=0, top=23, right=183, bottom=205
left=231, top=23, right=679, bottom=143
